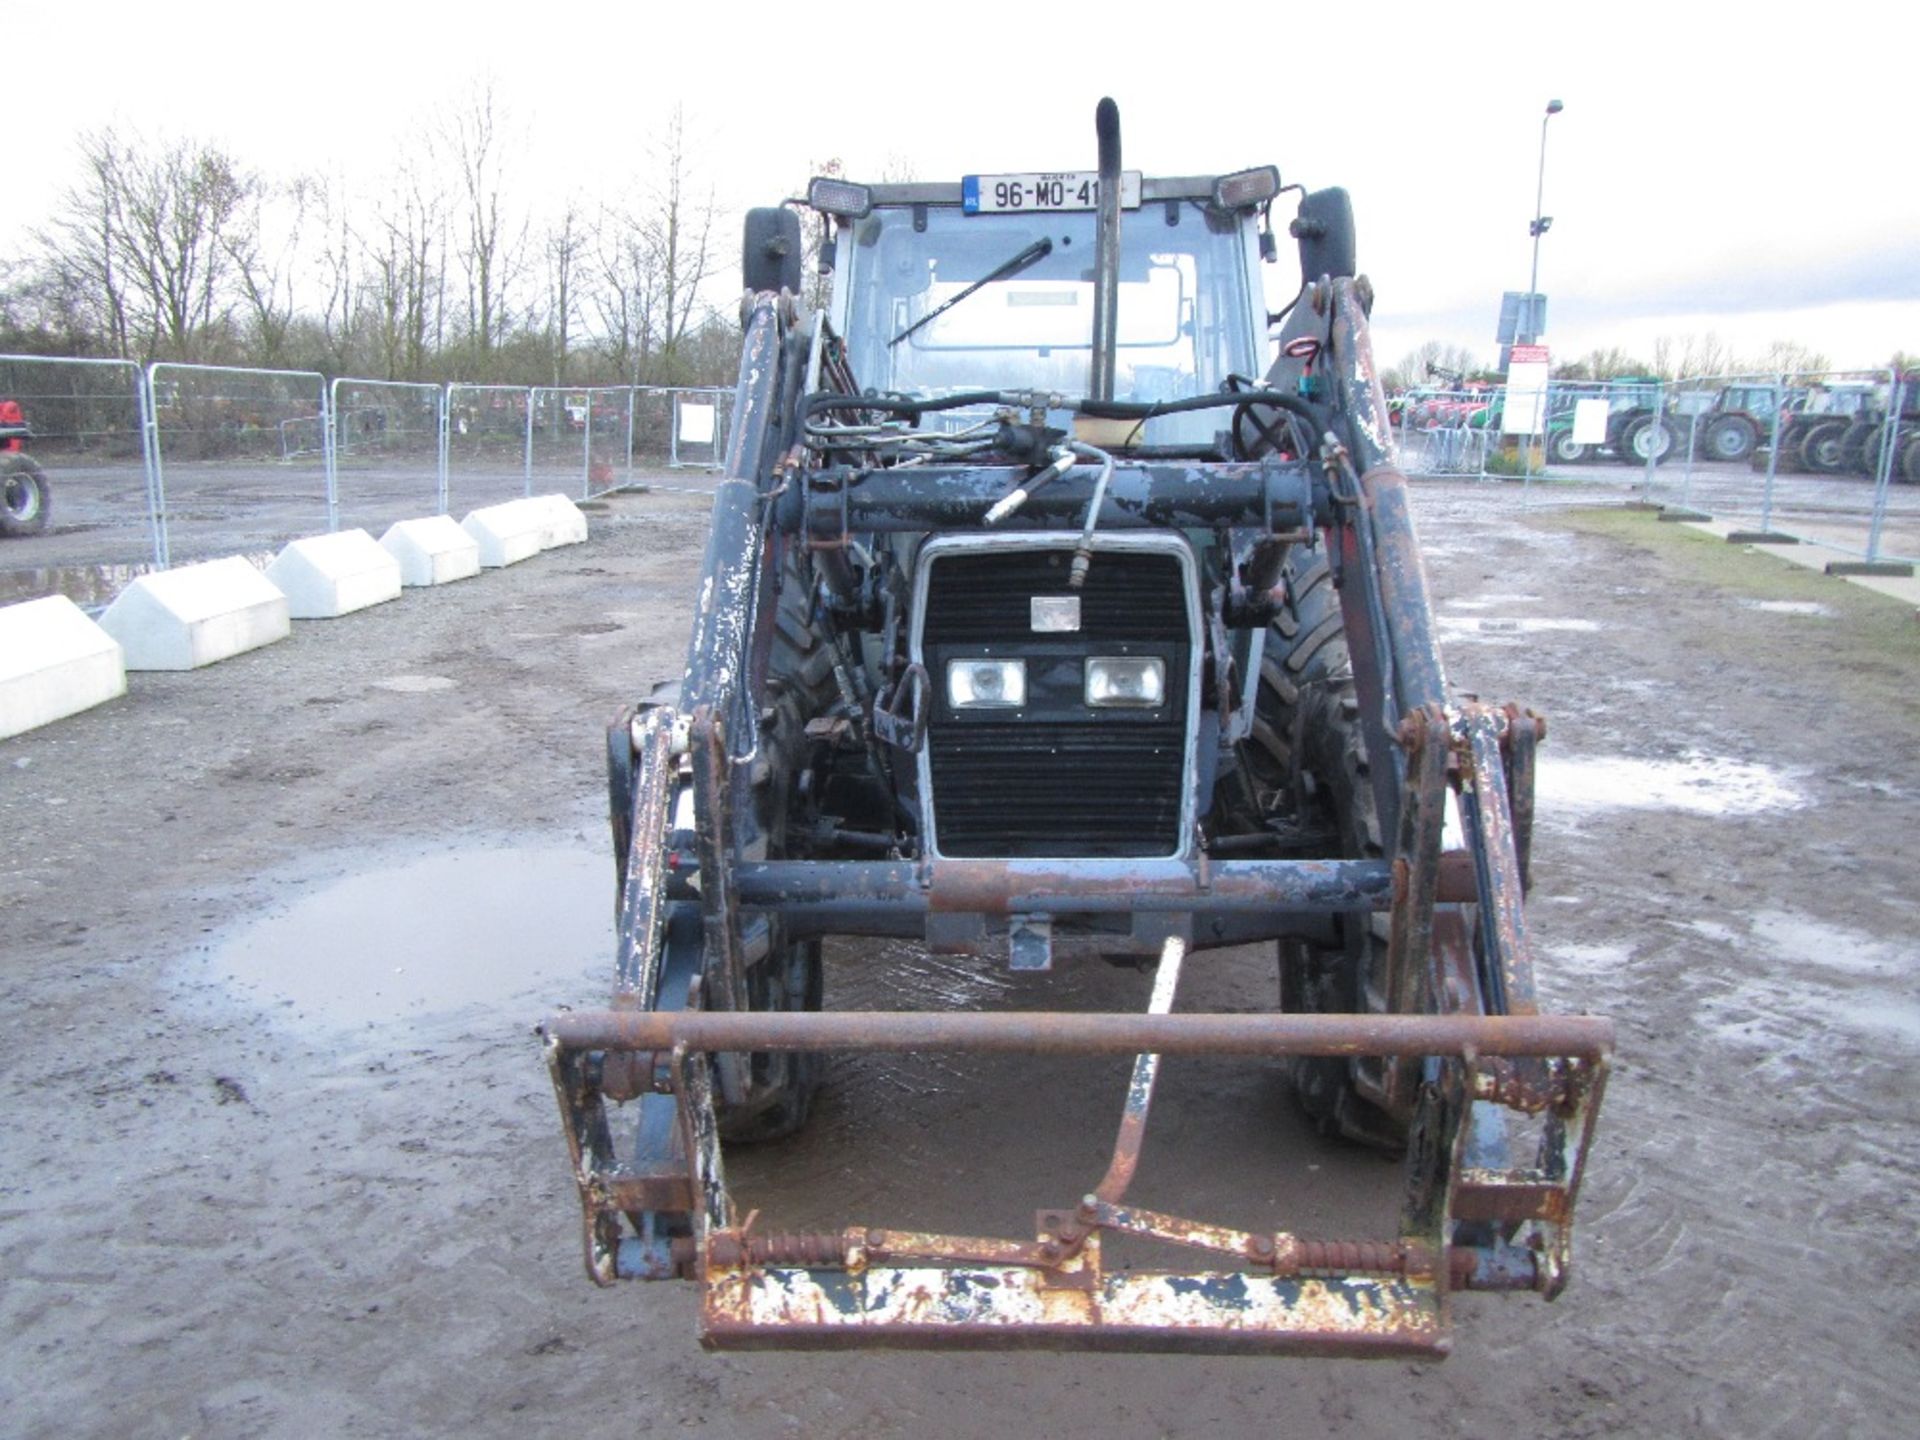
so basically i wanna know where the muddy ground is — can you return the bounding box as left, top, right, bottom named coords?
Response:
left=2, top=483, right=1916, bottom=1438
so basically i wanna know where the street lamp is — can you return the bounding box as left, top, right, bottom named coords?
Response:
left=1524, top=98, right=1564, bottom=343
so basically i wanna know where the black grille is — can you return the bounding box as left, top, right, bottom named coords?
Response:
left=922, top=548, right=1192, bottom=858
left=923, top=550, right=1190, bottom=643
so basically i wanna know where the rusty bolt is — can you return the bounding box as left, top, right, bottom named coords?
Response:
left=1039, top=1242, right=1061, bottom=1263
left=864, top=1228, right=885, bottom=1250
left=1250, top=1236, right=1275, bottom=1259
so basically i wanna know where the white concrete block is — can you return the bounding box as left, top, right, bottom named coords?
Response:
left=523, top=492, right=589, bottom=549
left=461, top=501, right=546, bottom=568
left=379, top=515, right=482, bottom=587
left=98, top=556, right=290, bottom=671
left=0, top=595, right=127, bottom=739
left=265, top=529, right=404, bottom=619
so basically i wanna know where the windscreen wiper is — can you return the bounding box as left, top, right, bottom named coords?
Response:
left=889, top=237, right=1054, bottom=347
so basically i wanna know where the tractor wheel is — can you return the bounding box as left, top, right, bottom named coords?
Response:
left=1547, top=428, right=1590, bottom=465
left=1799, top=419, right=1849, bottom=475
left=1625, top=414, right=1676, bottom=464
left=714, top=539, right=837, bottom=1144
left=1902, top=435, right=1920, bottom=486
left=1705, top=415, right=1757, bottom=463
left=0, top=454, right=51, bottom=536
left=1216, top=545, right=1404, bottom=1150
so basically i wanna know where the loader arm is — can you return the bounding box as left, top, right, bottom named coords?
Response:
left=542, top=133, right=1610, bottom=1355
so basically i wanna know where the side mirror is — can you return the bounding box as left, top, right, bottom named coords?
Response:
left=743, top=207, right=803, bottom=295
left=1290, top=187, right=1356, bottom=285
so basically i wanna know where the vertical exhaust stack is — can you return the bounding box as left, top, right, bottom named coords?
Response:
left=1088, top=98, right=1122, bottom=404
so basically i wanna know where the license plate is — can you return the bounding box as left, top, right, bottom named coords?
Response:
left=962, top=170, right=1143, bottom=215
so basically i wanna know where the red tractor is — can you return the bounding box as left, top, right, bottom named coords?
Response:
left=1, top=399, right=50, bottom=536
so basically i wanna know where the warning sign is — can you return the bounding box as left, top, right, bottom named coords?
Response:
left=1502, top=345, right=1551, bottom=436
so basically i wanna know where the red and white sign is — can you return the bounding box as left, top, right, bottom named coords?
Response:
left=1503, top=345, right=1551, bottom=436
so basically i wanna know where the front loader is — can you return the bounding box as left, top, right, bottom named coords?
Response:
left=543, top=101, right=1609, bottom=1357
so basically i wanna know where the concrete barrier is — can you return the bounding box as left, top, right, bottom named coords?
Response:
left=524, top=493, right=589, bottom=549
left=265, top=530, right=404, bottom=619
left=98, top=556, right=290, bottom=670
left=461, top=501, right=546, bottom=568
left=0, top=595, right=127, bottom=739
left=380, top=516, right=482, bottom=587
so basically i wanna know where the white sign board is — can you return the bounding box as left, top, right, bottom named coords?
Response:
left=678, top=402, right=716, bottom=446
left=1501, top=344, right=1551, bottom=436
left=1572, top=398, right=1611, bottom=445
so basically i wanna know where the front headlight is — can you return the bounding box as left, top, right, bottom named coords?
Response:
left=947, top=658, right=1026, bottom=708
left=1085, top=656, right=1165, bottom=708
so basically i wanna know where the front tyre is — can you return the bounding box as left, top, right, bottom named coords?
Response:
left=0, top=455, right=50, bottom=536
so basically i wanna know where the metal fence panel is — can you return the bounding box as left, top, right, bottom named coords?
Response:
left=147, top=363, right=329, bottom=568
left=670, top=388, right=730, bottom=470
left=445, top=384, right=535, bottom=514
left=527, top=387, right=588, bottom=499
left=328, top=378, right=446, bottom=531
left=584, top=387, right=635, bottom=498
left=1389, top=367, right=1918, bottom=567
left=0, top=355, right=156, bottom=607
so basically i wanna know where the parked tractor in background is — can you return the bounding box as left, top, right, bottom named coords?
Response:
left=1751, top=374, right=1918, bottom=482
left=541, top=101, right=1610, bottom=1357
left=0, top=399, right=51, bottom=536
left=1669, top=382, right=1801, bottom=465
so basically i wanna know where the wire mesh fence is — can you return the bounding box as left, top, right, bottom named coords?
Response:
left=1391, top=369, right=1918, bottom=568
left=0, top=355, right=156, bottom=595
left=329, top=378, right=446, bottom=533
left=445, top=384, right=536, bottom=514
left=148, top=364, right=329, bottom=567
left=10, top=344, right=1910, bottom=615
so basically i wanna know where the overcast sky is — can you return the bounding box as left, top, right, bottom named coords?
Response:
left=11, top=0, right=1916, bottom=373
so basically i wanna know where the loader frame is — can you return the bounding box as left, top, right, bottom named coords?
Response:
left=543, top=145, right=1611, bottom=1355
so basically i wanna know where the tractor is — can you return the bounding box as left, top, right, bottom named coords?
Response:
left=542, top=101, right=1610, bottom=1357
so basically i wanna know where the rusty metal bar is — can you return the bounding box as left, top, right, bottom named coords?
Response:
left=544, top=1009, right=1612, bottom=1059
left=801, top=460, right=1320, bottom=536
left=1456, top=705, right=1539, bottom=1017
left=697, top=1263, right=1449, bottom=1357
left=1093, top=936, right=1185, bottom=1204
left=722, top=855, right=1487, bottom=920
left=615, top=707, right=678, bottom=1000
left=1358, top=463, right=1448, bottom=714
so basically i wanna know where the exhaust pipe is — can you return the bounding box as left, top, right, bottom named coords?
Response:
left=1089, top=97, right=1122, bottom=404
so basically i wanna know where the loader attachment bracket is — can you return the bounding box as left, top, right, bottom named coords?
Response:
left=542, top=1002, right=1610, bottom=1353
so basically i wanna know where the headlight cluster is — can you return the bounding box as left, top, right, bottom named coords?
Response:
left=946, top=659, right=1026, bottom=708
left=1084, top=656, right=1165, bottom=708
left=945, top=656, right=1165, bottom=709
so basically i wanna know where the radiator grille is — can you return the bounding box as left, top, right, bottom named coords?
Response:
left=922, top=548, right=1192, bottom=859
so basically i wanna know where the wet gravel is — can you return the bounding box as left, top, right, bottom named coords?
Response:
left=1, top=481, right=1915, bottom=1438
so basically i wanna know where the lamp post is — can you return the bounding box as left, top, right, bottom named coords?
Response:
left=1523, top=98, right=1564, bottom=343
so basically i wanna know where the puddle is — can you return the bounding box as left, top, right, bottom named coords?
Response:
left=1536, top=753, right=1805, bottom=817
left=1444, top=593, right=1543, bottom=611
left=0, top=560, right=156, bottom=611
left=1738, top=599, right=1834, bottom=617
left=370, top=674, right=458, bottom=693
left=188, top=844, right=611, bottom=1031
left=0, top=552, right=274, bottom=612
left=1437, top=615, right=1601, bottom=642
left=1747, top=909, right=1915, bottom=979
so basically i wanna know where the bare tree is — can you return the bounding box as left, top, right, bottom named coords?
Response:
left=107, top=134, right=255, bottom=358
left=364, top=165, right=444, bottom=383
left=589, top=200, right=658, bottom=386
left=1384, top=340, right=1487, bottom=390
left=543, top=203, right=587, bottom=386
left=1744, top=338, right=1830, bottom=378
left=224, top=176, right=313, bottom=367
left=444, top=84, right=525, bottom=371
left=644, top=105, right=719, bottom=383
left=32, top=129, right=137, bottom=358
